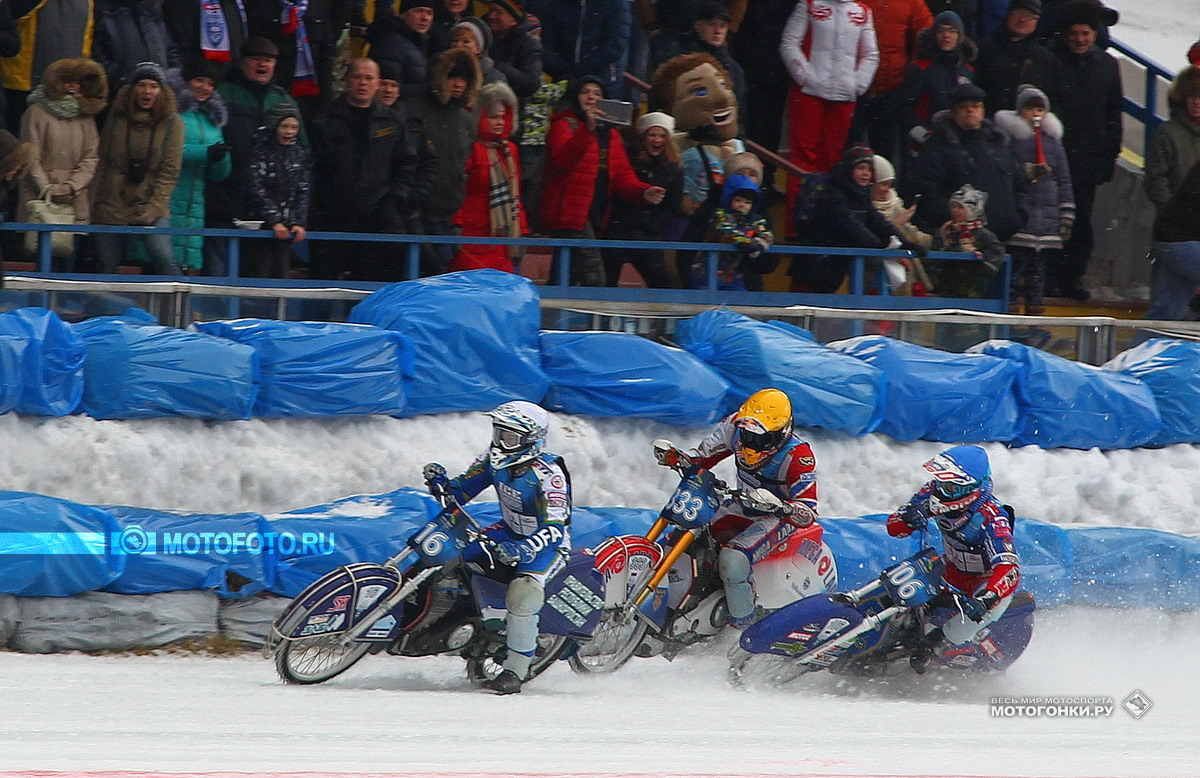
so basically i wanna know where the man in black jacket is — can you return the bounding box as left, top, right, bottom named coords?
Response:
left=310, top=58, right=426, bottom=281
left=1050, top=0, right=1121, bottom=300
left=974, top=0, right=1065, bottom=117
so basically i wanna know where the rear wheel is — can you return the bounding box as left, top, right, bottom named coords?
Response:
left=275, top=634, right=372, bottom=684
left=568, top=608, right=650, bottom=674
left=465, top=633, right=571, bottom=685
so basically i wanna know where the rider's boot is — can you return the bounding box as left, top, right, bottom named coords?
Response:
left=909, top=627, right=949, bottom=675
left=487, top=648, right=533, bottom=694
left=486, top=669, right=523, bottom=694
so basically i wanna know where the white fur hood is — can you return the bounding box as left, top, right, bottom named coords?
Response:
left=993, top=110, right=1064, bottom=141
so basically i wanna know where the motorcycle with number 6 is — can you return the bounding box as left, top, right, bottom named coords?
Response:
left=568, top=461, right=838, bottom=674
left=728, top=534, right=1036, bottom=684
left=265, top=496, right=609, bottom=686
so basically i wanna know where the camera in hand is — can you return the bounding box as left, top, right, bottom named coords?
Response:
left=595, top=98, right=634, bottom=126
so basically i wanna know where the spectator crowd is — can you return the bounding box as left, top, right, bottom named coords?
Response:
left=0, top=0, right=1195, bottom=318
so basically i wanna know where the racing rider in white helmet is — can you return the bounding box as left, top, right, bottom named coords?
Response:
left=423, top=400, right=570, bottom=694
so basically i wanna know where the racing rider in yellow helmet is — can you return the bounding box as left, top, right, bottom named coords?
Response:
left=654, top=388, right=818, bottom=628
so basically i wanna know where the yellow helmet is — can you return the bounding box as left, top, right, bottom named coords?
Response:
left=733, top=389, right=793, bottom=469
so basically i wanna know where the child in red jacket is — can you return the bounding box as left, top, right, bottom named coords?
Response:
left=452, top=81, right=526, bottom=272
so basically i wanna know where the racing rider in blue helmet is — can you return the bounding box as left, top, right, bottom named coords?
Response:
left=423, top=401, right=571, bottom=694
left=885, top=444, right=1020, bottom=672
left=654, top=388, right=819, bottom=629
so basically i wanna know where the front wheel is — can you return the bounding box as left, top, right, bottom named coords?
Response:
left=465, top=633, right=571, bottom=685
left=275, top=634, right=372, bottom=685
left=568, top=608, right=650, bottom=674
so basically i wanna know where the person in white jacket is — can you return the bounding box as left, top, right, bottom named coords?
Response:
left=780, top=0, right=879, bottom=220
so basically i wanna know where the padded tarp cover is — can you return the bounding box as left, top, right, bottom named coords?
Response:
left=266, top=488, right=441, bottom=597
left=9, top=590, right=219, bottom=652
left=1103, top=338, right=1200, bottom=447
left=830, top=335, right=1021, bottom=443
left=0, top=335, right=25, bottom=414
left=675, top=309, right=885, bottom=435
left=0, top=308, right=85, bottom=416
left=971, top=340, right=1162, bottom=449
left=99, top=507, right=270, bottom=597
left=1065, top=526, right=1200, bottom=610
left=347, top=270, right=550, bottom=416
left=191, top=319, right=413, bottom=417
left=540, top=331, right=733, bottom=427
left=73, top=317, right=258, bottom=420
left=0, top=491, right=123, bottom=597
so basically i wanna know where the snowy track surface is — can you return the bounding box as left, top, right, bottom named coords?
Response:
left=3, top=607, right=1196, bottom=776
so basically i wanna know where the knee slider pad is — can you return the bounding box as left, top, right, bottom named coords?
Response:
left=718, top=546, right=751, bottom=586
left=506, top=575, right=544, bottom=618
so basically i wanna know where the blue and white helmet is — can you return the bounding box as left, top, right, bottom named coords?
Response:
left=486, top=401, right=549, bottom=470
left=923, top=445, right=990, bottom=526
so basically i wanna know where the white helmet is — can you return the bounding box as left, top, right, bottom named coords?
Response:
left=486, top=401, right=549, bottom=470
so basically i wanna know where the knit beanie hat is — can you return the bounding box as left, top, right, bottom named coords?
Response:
left=949, top=81, right=987, bottom=105
left=1007, top=0, right=1041, bottom=16
left=489, top=0, right=523, bottom=22
left=934, top=10, right=964, bottom=32
left=446, top=51, right=478, bottom=81
left=1015, top=83, right=1050, bottom=111
left=399, top=0, right=435, bottom=12
left=130, top=61, right=165, bottom=85
left=638, top=111, right=675, bottom=134
left=843, top=144, right=875, bottom=168
left=872, top=154, right=896, bottom=184
left=266, top=101, right=300, bottom=131
left=376, top=58, right=404, bottom=84
left=454, top=17, right=493, bottom=53
left=182, top=59, right=223, bottom=83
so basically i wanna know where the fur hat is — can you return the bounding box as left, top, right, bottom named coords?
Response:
left=1015, top=83, right=1050, bottom=111
left=454, top=17, right=492, bottom=53
left=130, top=61, right=165, bottom=85
left=1169, top=66, right=1200, bottom=102
left=638, top=111, right=675, bottom=134
left=1059, top=0, right=1118, bottom=30
left=950, top=184, right=988, bottom=223
left=872, top=154, right=896, bottom=184
left=723, top=150, right=763, bottom=181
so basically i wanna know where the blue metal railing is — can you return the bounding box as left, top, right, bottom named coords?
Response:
left=0, top=221, right=1010, bottom=314
left=1109, top=37, right=1176, bottom=156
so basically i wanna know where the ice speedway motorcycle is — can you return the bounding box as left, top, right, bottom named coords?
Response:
left=266, top=495, right=609, bottom=686
left=568, top=449, right=839, bottom=674
left=727, top=532, right=1036, bottom=683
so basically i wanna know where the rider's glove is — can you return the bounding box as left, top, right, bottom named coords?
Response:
left=652, top=439, right=690, bottom=468
left=423, top=462, right=450, bottom=497
left=494, top=539, right=535, bottom=566
left=780, top=501, right=818, bottom=527
left=902, top=501, right=931, bottom=531
left=740, top=487, right=785, bottom=516
left=963, top=590, right=1000, bottom=622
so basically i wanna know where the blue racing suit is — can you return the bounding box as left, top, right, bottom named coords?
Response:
left=443, top=452, right=572, bottom=676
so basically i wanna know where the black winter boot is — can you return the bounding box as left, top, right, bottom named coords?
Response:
left=485, top=669, right=523, bottom=695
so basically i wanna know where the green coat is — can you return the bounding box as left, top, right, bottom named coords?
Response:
left=170, top=85, right=230, bottom=270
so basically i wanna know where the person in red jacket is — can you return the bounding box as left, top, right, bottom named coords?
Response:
left=539, top=75, right=666, bottom=285
left=452, top=81, right=526, bottom=272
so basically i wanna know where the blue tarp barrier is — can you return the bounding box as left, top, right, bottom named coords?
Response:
left=347, top=270, right=551, bottom=416
left=1065, top=526, right=1200, bottom=611
left=0, top=334, right=25, bottom=414
left=0, top=491, right=124, bottom=597
left=1104, top=339, right=1200, bottom=447
left=831, top=335, right=1021, bottom=443
left=675, top=310, right=886, bottom=436
left=971, top=340, right=1162, bottom=449
left=0, top=308, right=85, bottom=416
left=540, top=331, right=733, bottom=427
left=72, top=316, right=258, bottom=420
left=266, top=488, right=440, bottom=597
left=100, top=507, right=270, bottom=597
left=192, top=319, right=413, bottom=418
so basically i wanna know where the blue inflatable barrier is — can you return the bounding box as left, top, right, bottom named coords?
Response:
left=100, top=507, right=270, bottom=597
left=0, top=491, right=124, bottom=597
left=266, top=488, right=440, bottom=597
left=540, top=331, right=733, bottom=427
left=1104, top=339, right=1200, bottom=447
left=1013, top=519, right=1073, bottom=607
left=0, top=307, right=85, bottom=416
left=347, top=270, right=550, bottom=416
left=72, top=317, right=258, bottom=420
left=192, top=319, right=413, bottom=418
left=0, top=335, right=25, bottom=414
left=831, top=336, right=1021, bottom=443
left=1065, top=526, right=1200, bottom=611
left=675, top=310, right=886, bottom=436
left=972, top=340, right=1162, bottom=449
